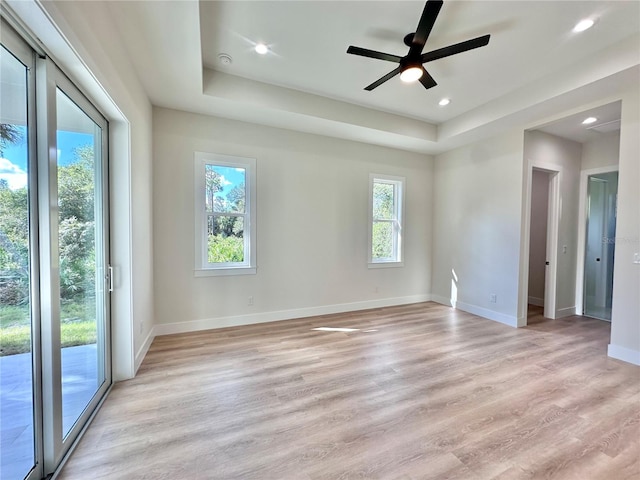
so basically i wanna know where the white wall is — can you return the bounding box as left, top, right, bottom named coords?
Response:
left=12, top=0, right=156, bottom=378
left=581, top=130, right=620, bottom=170
left=431, top=131, right=524, bottom=326
left=528, top=170, right=549, bottom=305
left=609, top=88, right=640, bottom=365
left=152, top=107, right=433, bottom=332
left=524, top=131, right=582, bottom=318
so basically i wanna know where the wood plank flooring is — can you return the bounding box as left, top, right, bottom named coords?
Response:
left=57, top=302, right=640, bottom=479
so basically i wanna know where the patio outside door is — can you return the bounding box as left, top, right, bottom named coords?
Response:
left=1, top=20, right=111, bottom=480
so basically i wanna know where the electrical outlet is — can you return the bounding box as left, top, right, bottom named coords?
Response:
left=490, top=294, right=497, bottom=303
left=374, top=286, right=379, bottom=293
left=633, top=253, right=640, bottom=264
left=248, top=296, right=254, bottom=306
left=139, top=321, right=144, bottom=334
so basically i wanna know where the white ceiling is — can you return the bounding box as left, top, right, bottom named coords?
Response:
left=536, top=101, right=621, bottom=144
left=106, top=0, right=640, bottom=154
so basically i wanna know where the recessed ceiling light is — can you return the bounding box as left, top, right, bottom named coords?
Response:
left=582, top=117, right=598, bottom=125
left=254, top=43, right=269, bottom=55
left=573, top=18, right=595, bottom=33
left=439, top=98, right=451, bottom=106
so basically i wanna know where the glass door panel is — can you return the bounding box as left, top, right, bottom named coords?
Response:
left=55, top=88, right=107, bottom=437
left=1, top=19, right=111, bottom=478
left=584, top=172, right=618, bottom=321
left=0, top=44, right=36, bottom=480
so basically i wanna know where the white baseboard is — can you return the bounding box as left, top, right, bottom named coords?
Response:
left=154, top=294, right=432, bottom=336
left=556, top=306, right=576, bottom=318
left=528, top=296, right=544, bottom=307
left=455, top=301, right=518, bottom=328
left=135, top=326, right=156, bottom=373
left=608, top=344, right=640, bottom=366
left=430, top=295, right=517, bottom=327
left=431, top=295, right=452, bottom=307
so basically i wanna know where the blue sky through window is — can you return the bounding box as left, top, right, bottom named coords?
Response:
left=1, top=126, right=94, bottom=190
left=213, top=166, right=244, bottom=192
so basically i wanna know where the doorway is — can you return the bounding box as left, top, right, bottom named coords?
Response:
left=526, top=166, right=560, bottom=320
left=528, top=170, right=550, bottom=310
left=1, top=20, right=111, bottom=480
left=583, top=171, right=618, bottom=321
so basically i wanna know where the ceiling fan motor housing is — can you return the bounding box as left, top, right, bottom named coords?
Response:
left=403, top=33, right=416, bottom=47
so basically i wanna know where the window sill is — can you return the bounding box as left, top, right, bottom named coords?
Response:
left=368, top=261, right=404, bottom=269
left=195, top=267, right=256, bottom=277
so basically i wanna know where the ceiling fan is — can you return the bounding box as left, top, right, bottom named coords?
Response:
left=347, top=0, right=490, bottom=91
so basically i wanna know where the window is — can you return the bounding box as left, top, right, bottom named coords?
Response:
left=369, top=174, right=404, bottom=267
left=195, top=152, right=256, bottom=276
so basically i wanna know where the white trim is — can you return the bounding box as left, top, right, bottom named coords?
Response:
left=528, top=296, right=544, bottom=307
left=607, top=344, right=640, bottom=366
left=154, top=295, right=432, bottom=336
left=368, top=173, right=405, bottom=265
left=431, top=294, right=453, bottom=307
left=454, top=301, right=519, bottom=328
left=194, top=152, right=257, bottom=275
left=194, top=267, right=256, bottom=277
left=520, top=161, right=563, bottom=325
left=541, top=166, right=561, bottom=320
left=429, top=296, right=518, bottom=327
left=556, top=306, right=576, bottom=318
left=368, top=261, right=404, bottom=269
left=134, top=325, right=156, bottom=373
left=575, top=165, right=619, bottom=315
left=520, top=158, right=562, bottom=326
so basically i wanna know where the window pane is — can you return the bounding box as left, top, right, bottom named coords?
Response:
left=56, top=88, right=106, bottom=437
left=205, top=165, right=245, bottom=214
left=372, top=221, right=393, bottom=259
left=207, top=215, right=245, bottom=263
left=373, top=182, right=394, bottom=219
left=0, top=43, right=35, bottom=480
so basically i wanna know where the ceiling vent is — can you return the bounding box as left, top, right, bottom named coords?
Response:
left=587, top=119, right=621, bottom=133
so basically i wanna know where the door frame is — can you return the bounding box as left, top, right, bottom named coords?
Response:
left=38, top=57, right=112, bottom=473
left=575, top=165, right=619, bottom=316
left=539, top=166, right=561, bottom=320
left=521, top=162, right=562, bottom=324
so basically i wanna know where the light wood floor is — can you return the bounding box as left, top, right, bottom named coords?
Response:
left=58, top=302, right=640, bottom=479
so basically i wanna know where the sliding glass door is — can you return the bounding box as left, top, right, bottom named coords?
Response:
left=1, top=19, right=111, bottom=480
left=0, top=32, right=37, bottom=480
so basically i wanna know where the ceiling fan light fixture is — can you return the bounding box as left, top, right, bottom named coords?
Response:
left=573, top=18, right=595, bottom=33
left=400, top=66, right=423, bottom=83
left=439, top=98, right=451, bottom=106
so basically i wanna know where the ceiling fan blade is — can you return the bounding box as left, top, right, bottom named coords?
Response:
left=409, top=0, right=444, bottom=57
left=419, top=68, right=437, bottom=90
left=347, top=46, right=402, bottom=63
left=421, top=34, right=490, bottom=63
left=364, top=67, right=402, bottom=91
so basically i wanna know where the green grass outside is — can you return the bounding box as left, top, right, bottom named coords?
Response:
left=0, top=301, right=97, bottom=356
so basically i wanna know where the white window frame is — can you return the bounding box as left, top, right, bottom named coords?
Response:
left=194, top=152, right=256, bottom=276
left=368, top=174, right=405, bottom=268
